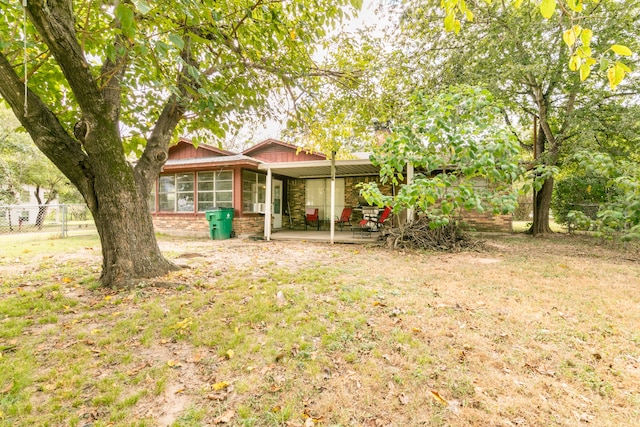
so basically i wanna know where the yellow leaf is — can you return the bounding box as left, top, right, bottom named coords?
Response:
left=444, top=12, right=455, bottom=32
left=540, top=0, right=556, bottom=19
left=465, top=9, right=474, bottom=22
left=616, top=61, right=631, bottom=72
left=454, top=19, right=461, bottom=34
left=563, top=29, right=576, bottom=47
left=567, top=0, right=583, bottom=12
left=611, top=44, right=632, bottom=56
left=513, top=0, right=524, bottom=8
left=212, top=381, right=229, bottom=391
left=579, top=62, right=591, bottom=81
left=225, top=349, right=234, bottom=359
left=607, top=65, right=622, bottom=90
left=104, top=295, right=112, bottom=301
left=90, top=328, right=101, bottom=335
left=62, top=277, right=72, bottom=283
left=289, top=29, right=296, bottom=40
left=577, top=45, right=591, bottom=58
left=568, top=54, right=580, bottom=71
left=167, top=360, right=182, bottom=368
left=580, top=28, right=592, bottom=47
left=430, top=389, right=449, bottom=405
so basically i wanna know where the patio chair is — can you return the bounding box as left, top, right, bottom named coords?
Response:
left=358, top=206, right=392, bottom=231
left=305, top=208, right=320, bottom=230
left=334, top=207, right=353, bottom=231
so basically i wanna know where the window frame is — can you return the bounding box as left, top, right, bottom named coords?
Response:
left=242, top=170, right=267, bottom=214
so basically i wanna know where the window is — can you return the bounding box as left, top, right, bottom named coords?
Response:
left=197, top=171, right=233, bottom=211
left=242, top=170, right=266, bottom=213
left=158, top=173, right=194, bottom=212
left=305, top=178, right=345, bottom=220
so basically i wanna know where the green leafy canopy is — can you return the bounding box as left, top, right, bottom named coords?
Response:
left=1, top=0, right=362, bottom=152
left=360, top=85, right=525, bottom=228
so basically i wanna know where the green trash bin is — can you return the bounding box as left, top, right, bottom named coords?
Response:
left=205, top=208, right=234, bottom=240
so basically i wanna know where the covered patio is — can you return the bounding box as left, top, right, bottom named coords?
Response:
left=258, top=157, right=412, bottom=243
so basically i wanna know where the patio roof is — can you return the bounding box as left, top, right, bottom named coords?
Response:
left=257, top=158, right=379, bottom=179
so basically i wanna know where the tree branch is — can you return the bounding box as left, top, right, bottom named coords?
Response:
left=136, top=37, right=197, bottom=186
left=25, top=0, right=104, bottom=117
left=0, top=51, right=92, bottom=200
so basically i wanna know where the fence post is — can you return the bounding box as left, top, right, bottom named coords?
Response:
left=61, top=204, right=68, bottom=237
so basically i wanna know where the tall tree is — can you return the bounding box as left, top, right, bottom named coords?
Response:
left=0, top=0, right=360, bottom=287
left=397, top=0, right=640, bottom=234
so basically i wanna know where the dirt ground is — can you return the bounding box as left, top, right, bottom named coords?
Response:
left=1, top=233, right=640, bottom=426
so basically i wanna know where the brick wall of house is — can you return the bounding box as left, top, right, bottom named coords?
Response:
left=287, top=179, right=306, bottom=229
left=152, top=214, right=265, bottom=237
left=152, top=215, right=209, bottom=237
left=460, top=211, right=512, bottom=232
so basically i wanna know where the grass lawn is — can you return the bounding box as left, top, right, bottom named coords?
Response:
left=0, top=232, right=639, bottom=426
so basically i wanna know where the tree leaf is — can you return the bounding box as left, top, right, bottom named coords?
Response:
left=132, top=0, right=152, bottom=14
left=114, top=4, right=135, bottom=38
left=607, top=64, right=624, bottom=90
left=168, top=34, right=184, bottom=50
left=579, top=62, right=591, bottom=81
left=540, top=0, right=556, bottom=19
left=444, top=13, right=455, bottom=32
left=611, top=44, right=632, bottom=56
left=580, top=28, right=592, bottom=47
left=569, top=54, right=580, bottom=71
left=563, top=29, right=577, bottom=47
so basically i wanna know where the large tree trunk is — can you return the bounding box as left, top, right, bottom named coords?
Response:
left=83, top=129, right=179, bottom=288
left=90, top=174, right=178, bottom=288
left=0, top=1, right=187, bottom=288
left=531, top=176, right=554, bottom=235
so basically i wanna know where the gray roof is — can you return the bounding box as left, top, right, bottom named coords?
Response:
left=164, top=154, right=262, bottom=167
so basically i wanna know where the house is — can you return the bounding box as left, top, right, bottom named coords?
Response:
left=149, top=138, right=511, bottom=238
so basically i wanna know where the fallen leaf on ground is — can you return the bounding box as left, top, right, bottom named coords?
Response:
left=166, top=360, right=182, bottom=368
left=429, top=389, right=448, bottom=406
left=225, top=349, right=234, bottom=359
left=276, top=291, right=287, bottom=307
left=1, top=382, right=13, bottom=394
left=213, top=409, right=235, bottom=424
left=399, top=392, right=409, bottom=405
left=212, top=381, right=230, bottom=391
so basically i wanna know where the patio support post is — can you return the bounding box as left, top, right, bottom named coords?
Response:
left=330, top=151, right=336, bottom=244
left=406, top=162, right=414, bottom=223
left=264, top=167, right=272, bottom=241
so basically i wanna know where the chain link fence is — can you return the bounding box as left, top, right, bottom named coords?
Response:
left=0, top=204, right=95, bottom=237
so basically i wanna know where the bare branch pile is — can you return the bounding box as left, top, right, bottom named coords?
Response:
left=385, top=217, right=483, bottom=251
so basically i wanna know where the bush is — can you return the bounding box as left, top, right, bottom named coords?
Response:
left=551, top=173, right=613, bottom=227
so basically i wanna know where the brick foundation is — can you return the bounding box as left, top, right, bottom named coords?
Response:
left=151, top=214, right=265, bottom=237
left=460, top=211, right=512, bottom=232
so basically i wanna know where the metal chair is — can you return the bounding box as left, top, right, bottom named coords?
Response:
left=358, top=206, right=392, bottom=231
left=304, top=208, right=320, bottom=230
left=334, top=207, right=353, bottom=231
